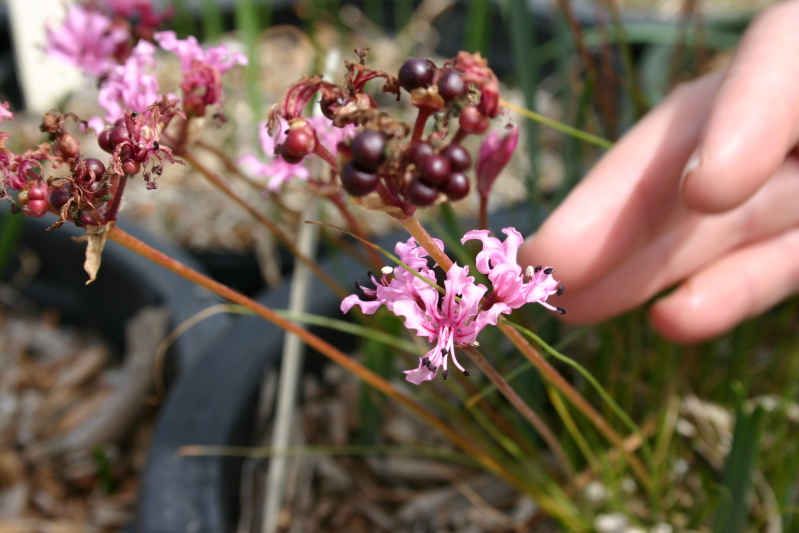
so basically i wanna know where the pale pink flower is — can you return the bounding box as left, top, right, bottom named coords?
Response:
left=154, top=31, right=247, bottom=73
left=463, top=228, right=564, bottom=314
left=154, top=31, right=246, bottom=112
left=342, top=236, right=508, bottom=385
left=0, top=102, right=13, bottom=123
left=97, top=40, right=161, bottom=124
left=45, top=6, right=128, bottom=77
left=475, top=126, right=519, bottom=198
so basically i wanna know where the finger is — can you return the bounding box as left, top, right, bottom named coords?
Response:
left=681, top=0, right=799, bottom=213
left=519, top=70, right=724, bottom=292
left=650, top=225, right=799, bottom=343
left=547, top=157, right=799, bottom=323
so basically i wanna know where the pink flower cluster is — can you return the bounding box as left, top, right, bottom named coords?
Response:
left=45, top=5, right=246, bottom=129
left=341, top=229, right=563, bottom=384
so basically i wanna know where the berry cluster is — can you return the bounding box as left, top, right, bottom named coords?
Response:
left=269, top=50, right=505, bottom=215
left=16, top=184, right=50, bottom=217
left=407, top=141, right=471, bottom=206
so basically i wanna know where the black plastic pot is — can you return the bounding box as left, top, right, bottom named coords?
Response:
left=135, top=206, right=544, bottom=533
left=3, top=214, right=230, bottom=375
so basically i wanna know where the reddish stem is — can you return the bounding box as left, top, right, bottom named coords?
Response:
left=313, top=142, right=337, bottom=170
left=478, top=195, right=489, bottom=231
left=100, top=172, right=128, bottom=223
left=451, top=127, right=469, bottom=146
left=397, top=216, right=454, bottom=271
left=497, top=321, right=652, bottom=491
left=411, top=108, right=433, bottom=143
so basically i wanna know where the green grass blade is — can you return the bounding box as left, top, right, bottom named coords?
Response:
left=200, top=0, right=223, bottom=42
left=712, top=384, right=765, bottom=533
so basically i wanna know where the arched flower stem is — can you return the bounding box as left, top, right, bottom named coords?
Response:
left=106, top=224, right=528, bottom=496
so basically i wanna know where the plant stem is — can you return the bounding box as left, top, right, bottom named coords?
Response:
left=463, top=346, right=574, bottom=479
left=451, top=127, right=469, bottom=146
left=496, top=321, right=652, bottom=490
left=175, top=148, right=347, bottom=299
left=101, top=172, right=128, bottom=223
left=397, top=216, right=454, bottom=271
left=313, top=142, right=337, bottom=170
left=478, top=195, right=489, bottom=230
left=411, top=108, right=433, bottom=143
left=105, top=225, right=525, bottom=494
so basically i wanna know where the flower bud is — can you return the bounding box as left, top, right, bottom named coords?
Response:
left=475, top=126, right=519, bottom=198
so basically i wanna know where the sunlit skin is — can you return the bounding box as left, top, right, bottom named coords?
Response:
left=519, top=1, right=799, bottom=343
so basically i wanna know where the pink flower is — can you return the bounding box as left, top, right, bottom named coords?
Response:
left=45, top=6, right=128, bottom=77
left=0, top=102, right=13, bottom=123
left=397, top=264, right=497, bottom=384
left=475, top=126, right=519, bottom=198
left=97, top=40, right=161, bottom=124
left=341, top=237, right=507, bottom=385
left=240, top=117, right=354, bottom=194
left=463, top=228, right=564, bottom=314
left=154, top=31, right=247, bottom=113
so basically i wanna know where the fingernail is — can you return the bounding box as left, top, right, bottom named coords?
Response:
left=679, top=146, right=702, bottom=191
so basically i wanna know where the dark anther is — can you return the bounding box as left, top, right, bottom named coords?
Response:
left=543, top=267, right=554, bottom=275
left=426, top=363, right=437, bottom=372
left=153, top=141, right=160, bottom=150
left=556, top=285, right=565, bottom=296
left=441, top=348, right=449, bottom=357
left=131, top=111, right=138, bottom=117
left=422, top=356, right=430, bottom=367
left=462, top=369, right=470, bottom=377
left=534, top=265, right=542, bottom=273
left=556, top=307, right=566, bottom=315
left=442, top=369, right=449, bottom=380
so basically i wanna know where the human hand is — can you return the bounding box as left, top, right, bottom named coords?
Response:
left=518, top=1, right=799, bottom=342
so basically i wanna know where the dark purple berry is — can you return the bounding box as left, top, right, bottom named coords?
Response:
left=98, top=129, right=114, bottom=153
left=459, top=106, right=489, bottom=135
left=76, top=158, right=106, bottom=182
left=441, top=144, right=472, bottom=172
left=350, top=130, right=386, bottom=172
left=437, top=70, right=466, bottom=100
left=340, top=161, right=380, bottom=196
left=84, top=158, right=106, bottom=177
left=409, top=141, right=435, bottom=168
left=398, top=57, right=436, bottom=92
left=49, top=183, right=73, bottom=210
left=108, top=125, right=130, bottom=148
left=407, top=178, right=439, bottom=207
left=420, top=154, right=451, bottom=185
left=440, top=172, right=470, bottom=200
